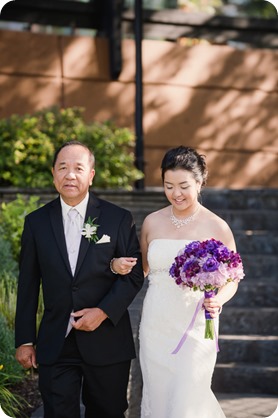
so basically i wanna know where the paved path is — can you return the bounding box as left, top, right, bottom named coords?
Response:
left=31, top=393, right=278, bottom=418
left=217, top=393, right=278, bottom=418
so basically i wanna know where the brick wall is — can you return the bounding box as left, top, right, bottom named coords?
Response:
left=0, top=29, right=277, bottom=187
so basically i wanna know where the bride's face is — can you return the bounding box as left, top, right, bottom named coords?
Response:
left=163, top=169, right=201, bottom=213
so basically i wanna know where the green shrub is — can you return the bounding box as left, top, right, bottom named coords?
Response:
left=0, top=194, right=42, bottom=262
left=0, top=385, right=27, bottom=418
left=0, top=270, right=44, bottom=334
left=0, top=195, right=44, bottom=329
left=0, top=272, right=18, bottom=330
left=0, top=315, right=24, bottom=386
left=0, top=107, right=144, bottom=189
left=0, top=314, right=28, bottom=417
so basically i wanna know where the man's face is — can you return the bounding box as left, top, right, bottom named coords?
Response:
left=52, top=145, right=95, bottom=206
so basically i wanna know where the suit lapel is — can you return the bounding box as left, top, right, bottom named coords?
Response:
left=49, top=198, right=72, bottom=276
left=74, top=193, right=101, bottom=278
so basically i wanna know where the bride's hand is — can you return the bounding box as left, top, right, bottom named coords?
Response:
left=203, top=296, right=222, bottom=318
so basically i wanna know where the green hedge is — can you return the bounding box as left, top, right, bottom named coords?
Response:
left=0, top=195, right=44, bottom=333
left=0, top=107, right=143, bottom=189
left=0, top=195, right=42, bottom=262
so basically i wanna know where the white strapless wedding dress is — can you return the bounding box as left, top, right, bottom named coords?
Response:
left=139, top=239, right=225, bottom=418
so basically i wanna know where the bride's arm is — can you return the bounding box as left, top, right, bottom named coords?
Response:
left=140, top=217, right=150, bottom=277
left=204, top=217, right=240, bottom=317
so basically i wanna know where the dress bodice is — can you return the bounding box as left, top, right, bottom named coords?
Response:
left=148, top=238, right=191, bottom=272
left=146, top=238, right=203, bottom=308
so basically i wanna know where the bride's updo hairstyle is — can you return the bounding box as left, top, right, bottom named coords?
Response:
left=161, top=146, right=208, bottom=187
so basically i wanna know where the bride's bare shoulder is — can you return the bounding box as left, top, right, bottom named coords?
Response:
left=201, top=206, right=230, bottom=229
left=199, top=206, right=235, bottom=248
left=143, top=206, right=170, bottom=225
left=141, top=207, right=170, bottom=234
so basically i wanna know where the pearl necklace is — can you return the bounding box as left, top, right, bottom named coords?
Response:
left=170, top=205, right=200, bottom=229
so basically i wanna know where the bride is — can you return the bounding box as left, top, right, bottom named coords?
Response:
left=139, top=146, right=240, bottom=418
left=111, top=146, right=239, bottom=418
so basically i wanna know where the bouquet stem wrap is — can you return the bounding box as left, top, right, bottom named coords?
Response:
left=204, top=290, right=216, bottom=340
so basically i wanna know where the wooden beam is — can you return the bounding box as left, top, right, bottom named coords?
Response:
left=0, top=0, right=102, bottom=29
left=122, top=9, right=278, bottom=33
left=122, top=9, right=278, bottom=48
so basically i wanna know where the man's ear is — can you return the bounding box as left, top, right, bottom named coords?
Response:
left=89, top=169, right=95, bottom=186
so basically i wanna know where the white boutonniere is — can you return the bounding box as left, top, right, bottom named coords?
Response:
left=96, top=234, right=111, bottom=244
left=81, top=217, right=99, bottom=243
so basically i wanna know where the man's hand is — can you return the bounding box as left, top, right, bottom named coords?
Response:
left=71, top=308, right=108, bottom=332
left=112, top=257, right=137, bottom=275
left=15, top=345, right=37, bottom=369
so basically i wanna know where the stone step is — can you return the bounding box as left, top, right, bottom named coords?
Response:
left=212, top=363, right=278, bottom=394
left=219, top=307, right=278, bottom=335
left=213, top=210, right=278, bottom=230
left=131, top=209, right=278, bottom=231
left=240, top=254, right=278, bottom=279
left=96, top=188, right=278, bottom=211
left=202, top=188, right=278, bottom=211
left=226, top=280, right=278, bottom=307
left=104, top=192, right=278, bottom=234
left=2, top=187, right=278, bottom=211
left=217, top=335, right=278, bottom=364
left=96, top=190, right=168, bottom=209
left=234, top=231, right=278, bottom=255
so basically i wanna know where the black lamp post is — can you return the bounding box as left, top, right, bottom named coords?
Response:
left=134, top=0, right=144, bottom=189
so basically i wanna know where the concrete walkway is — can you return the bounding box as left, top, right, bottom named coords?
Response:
left=31, top=393, right=278, bottom=418
left=217, top=393, right=278, bottom=418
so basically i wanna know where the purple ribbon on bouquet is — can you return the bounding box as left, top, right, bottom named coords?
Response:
left=204, top=290, right=220, bottom=352
left=171, top=293, right=220, bottom=354
left=205, top=289, right=216, bottom=320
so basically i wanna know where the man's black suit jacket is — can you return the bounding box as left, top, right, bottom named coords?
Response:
left=15, top=192, right=144, bottom=366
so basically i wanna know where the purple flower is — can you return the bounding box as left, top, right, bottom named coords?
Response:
left=229, top=251, right=242, bottom=268
left=183, top=260, right=201, bottom=278
left=203, top=239, right=220, bottom=252
left=169, top=264, right=180, bottom=279
left=215, top=246, right=230, bottom=262
left=169, top=238, right=244, bottom=290
left=196, top=247, right=208, bottom=258
left=202, top=257, right=220, bottom=272
left=183, top=241, right=201, bottom=257
left=175, top=278, right=183, bottom=285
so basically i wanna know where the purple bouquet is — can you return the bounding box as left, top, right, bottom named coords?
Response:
left=169, top=238, right=245, bottom=340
